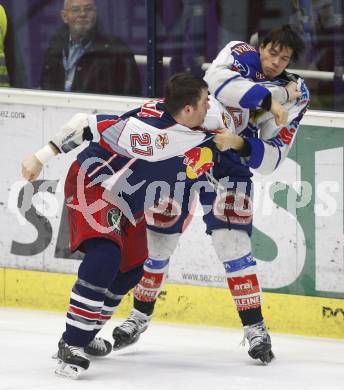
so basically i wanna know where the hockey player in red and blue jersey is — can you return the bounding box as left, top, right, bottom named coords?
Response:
left=113, top=25, right=309, bottom=365
left=22, top=73, right=241, bottom=379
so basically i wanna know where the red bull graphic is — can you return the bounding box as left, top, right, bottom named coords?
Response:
left=155, top=133, right=169, bottom=149
left=183, top=147, right=214, bottom=179
left=213, top=191, right=252, bottom=224
left=145, top=197, right=181, bottom=228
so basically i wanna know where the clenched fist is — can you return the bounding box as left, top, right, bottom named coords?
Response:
left=214, top=129, right=244, bottom=152
left=21, top=155, right=43, bottom=182
left=270, top=99, right=288, bottom=126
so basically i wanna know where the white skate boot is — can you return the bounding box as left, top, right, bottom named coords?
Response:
left=243, top=321, right=275, bottom=364
left=113, top=308, right=151, bottom=350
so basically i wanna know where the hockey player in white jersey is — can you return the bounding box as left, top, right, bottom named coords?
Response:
left=112, top=25, right=309, bottom=365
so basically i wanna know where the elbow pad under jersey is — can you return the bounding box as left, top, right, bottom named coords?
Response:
left=50, top=113, right=93, bottom=153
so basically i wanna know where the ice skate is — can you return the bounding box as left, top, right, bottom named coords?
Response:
left=52, top=337, right=112, bottom=359
left=243, top=321, right=275, bottom=364
left=113, top=308, right=151, bottom=350
left=54, top=338, right=90, bottom=379
left=84, top=337, right=112, bottom=357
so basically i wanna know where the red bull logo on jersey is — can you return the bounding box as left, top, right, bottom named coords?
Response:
left=183, top=147, right=214, bottom=179
left=155, top=133, right=169, bottom=149
left=145, top=197, right=181, bottom=228
left=213, top=191, right=252, bottom=224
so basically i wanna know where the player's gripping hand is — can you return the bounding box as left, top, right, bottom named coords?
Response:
left=285, top=81, right=301, bottom=101
left=214, top=129, right=244, bottom=152
left=21, top=155, right=43, bottom=182
left=270, top=99, right=288, bottom=126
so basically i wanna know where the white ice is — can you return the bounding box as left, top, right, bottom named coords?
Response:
left=0, top=307, right=343, bottom=390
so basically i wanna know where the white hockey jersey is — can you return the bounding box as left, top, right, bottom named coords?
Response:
left=204, top=40, right=310, bottom=175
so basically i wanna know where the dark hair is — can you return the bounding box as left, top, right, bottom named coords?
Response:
left=259, top=25, right=305, bottom=62
left=164, top=73, right=208, bottom=116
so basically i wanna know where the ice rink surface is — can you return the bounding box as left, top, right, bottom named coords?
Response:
left=0, top=307, right=343, bottom=390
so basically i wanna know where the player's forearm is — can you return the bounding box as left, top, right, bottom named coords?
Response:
left=206, top=69, right=272, bottom=110
left=245, top=125, right=297, bottom=175
left=22, top=113, right=95, bottom=182
left=267, top=82, right=301, bottom=105
left=34, top=143, right=59, bottom=164
left=51, top=113, right=94, bottom=153
left=35, top=113, right=96, bottom=162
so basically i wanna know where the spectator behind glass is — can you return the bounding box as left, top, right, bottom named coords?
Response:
left=0, top=4, right=9, bottom=86
left=40, top=0, right=141, bottom=96
left=0, top=4, right=26, bottom=88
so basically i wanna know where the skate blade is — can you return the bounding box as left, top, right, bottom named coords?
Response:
left=54, top=360, right=85, bottom=380
left=113, top=334, right=140, bottom=351
left=259, top=350, right=275, bottom=365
